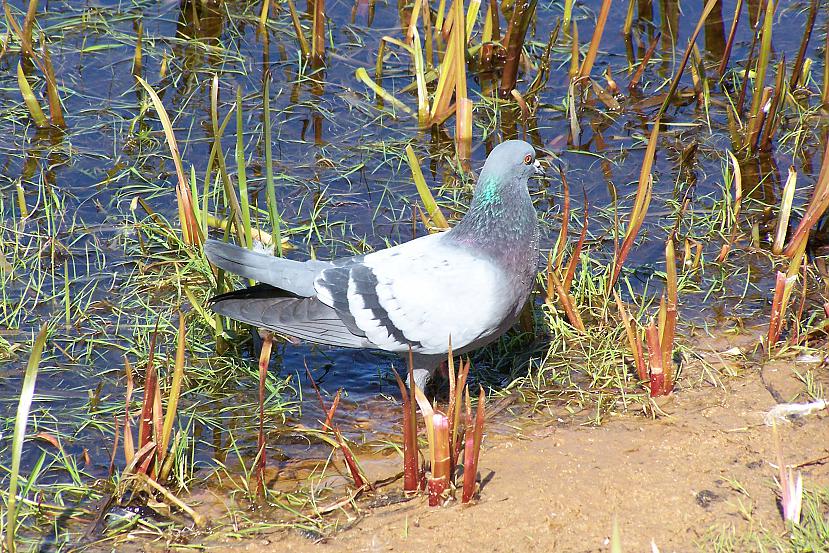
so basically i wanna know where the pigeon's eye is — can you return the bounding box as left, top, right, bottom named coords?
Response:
left=523, top=154, right=533, bottom=165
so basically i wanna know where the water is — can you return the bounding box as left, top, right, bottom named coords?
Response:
left=0, top=0, right=826, bottom=535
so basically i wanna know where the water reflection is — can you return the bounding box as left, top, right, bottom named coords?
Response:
left=352, top=0, right=376, bottom=27
left=703, top=0, right=726, bottom=63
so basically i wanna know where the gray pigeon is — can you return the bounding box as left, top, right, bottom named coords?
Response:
left=205, top=140, right=542, bottom=389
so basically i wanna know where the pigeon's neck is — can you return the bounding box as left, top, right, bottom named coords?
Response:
left=449, top=173, right=537, bottom=265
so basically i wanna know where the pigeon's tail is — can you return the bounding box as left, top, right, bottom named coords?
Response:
left=209, top=284, right=369, bottom=349
left=204, top=239, right=330, bottom=297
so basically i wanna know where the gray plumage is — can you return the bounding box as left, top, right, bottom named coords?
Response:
left=206, top=140, right=543, bottom=388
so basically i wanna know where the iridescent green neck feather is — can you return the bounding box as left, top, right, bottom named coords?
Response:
left=476, top=175, right=501, bottom=206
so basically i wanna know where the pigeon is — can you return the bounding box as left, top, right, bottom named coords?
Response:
left=205, top=140, right=543, bottom=390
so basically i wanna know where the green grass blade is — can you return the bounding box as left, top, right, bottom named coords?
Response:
left=5, top=322, right=48, bottom=553
left=159, top=313, right=186, bottom=481
left=235, top=86, right=253, bottom=250
left=263, top=72, right=282, bottom=257
left=405, top=145, right=448, bottom=229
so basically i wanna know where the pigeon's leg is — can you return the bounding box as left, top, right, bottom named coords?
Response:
left=409, top=353, right=443, bottom=391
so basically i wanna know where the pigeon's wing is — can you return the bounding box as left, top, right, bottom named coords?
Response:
left=315, top=233, right=516, bottom=355
left=209, top=285, right=370, bottom=348
left=204, top=240, right=331, bottom=297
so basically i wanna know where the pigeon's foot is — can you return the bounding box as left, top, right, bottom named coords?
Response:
left=408, top=353, right=443, bottom=392
left=411, top=368, right=431, bottom=391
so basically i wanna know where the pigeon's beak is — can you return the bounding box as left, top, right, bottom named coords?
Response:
left=533, top=159, right=545, bottom=175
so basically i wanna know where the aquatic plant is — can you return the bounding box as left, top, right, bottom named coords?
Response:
left=394, top=349, right=485, bottom=505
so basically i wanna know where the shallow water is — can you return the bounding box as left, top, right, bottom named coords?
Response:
left=0, top=0, right=826, bottom=533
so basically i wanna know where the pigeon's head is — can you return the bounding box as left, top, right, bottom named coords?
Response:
left=452, top=140, right=541, bottom=243
left=473, top=140, right=542, bottom=206
left=482, top=140, right=543, bottom=182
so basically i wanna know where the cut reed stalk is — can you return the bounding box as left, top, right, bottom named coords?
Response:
left=563, top=196, right=588, bottom=291
left=209, top=77, right=245, bottom=246
left=759, top=58, right=786, bottom=151
left=623, top=0, right=635, bottom=36
left=645, top=321, right=666, bottom=396
left=449, top=0, right=468, bottom=152
left=392, top=363, right=419, bottom=493
left=569, top=20, right=579, bottom=78
left=410, top=350, right=484, bottom=506
left=499, top=0, right=538, bottom=98
left=656, top=0, right=719, bottom=120
left=137, top=76, right=202, bottom=246
left=311, top=0, right=325, bottom=61
left=717, top=151, right=743, bottom=262
left=39, top=42, right=64, bottom=128
left=259, top=0, right=271, bottom=26
left=824, top=24, right=829, bottom=107
left=578, top=0, right=612, bottom=80
left=614, top=290, right=647, bottom=381
left=461, top=386, right=485, bottom=503
left=717, top=0, right=743, bottom=76
left=20, top=0, right=37, bottom=59
left=790, top=0, right=817, bottom=90
left=746, top=85, right=772, bottom=153
left=772, top=166, right=797, bottom=255
left=256, top=333, right=273, bottom=497
left=133, top=20, right=143, bottom=78
left=411, top=27, right=430, bottom=126
left=16, top=61, right=48, bottom=128
left=123, top=357, right=135, bottom=465
left=406, top=145, right=449, bottom=229
left=609, top=121, right=658, bottom=289
left=747, top=0, right=774, bottom=135
left=549, top=270, right=585, bottom=331
left=662, top=238, right=677, bottom=384
left=429, top=414, right=451, bottom=506
left=783, top=139, right=829, bottom=257
left=286, top=0, right=311, bottom=57
left=563, top=0, right=573, bottom=35
left=355, top=67, right=414, bottom=115
left=628, top=31, right=661, bottom=90
left=457, top=98, right=472, bottom=161
left=767, top=271, right=790, bottom=348
left=553, top=167, right=570, bottom=272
